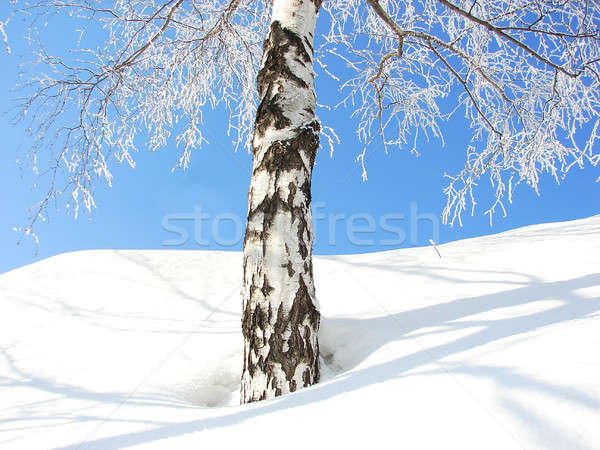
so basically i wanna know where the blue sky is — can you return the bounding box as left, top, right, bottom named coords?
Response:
left=1, top=5, right=599, bottom=274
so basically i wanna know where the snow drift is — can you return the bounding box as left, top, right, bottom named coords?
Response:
left=1, top=216, right=599, bottom=449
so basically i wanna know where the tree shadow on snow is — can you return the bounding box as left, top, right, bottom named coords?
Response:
left=56, top=269, right=600, bottom=450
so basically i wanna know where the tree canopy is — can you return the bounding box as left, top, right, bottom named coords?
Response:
left=5, top=0, right=600, bottom=231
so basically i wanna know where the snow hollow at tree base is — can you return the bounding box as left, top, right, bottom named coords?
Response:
left=1, top=216, right=600, bottom=449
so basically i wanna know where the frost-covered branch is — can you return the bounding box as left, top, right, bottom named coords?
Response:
left=9, top=0, right=600, bottom=231
left=435, top=0, right=584, bottom=78
left=11, top=0, right=267, bottom=227
left=0, top=18, right=10, bottom=54
left=319, top=0, right=600, bottom=223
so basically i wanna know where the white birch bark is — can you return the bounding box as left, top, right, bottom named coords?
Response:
left=241, top=0, right=321, bottom=403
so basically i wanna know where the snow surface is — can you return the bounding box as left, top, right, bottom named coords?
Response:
left=1, top=216, right=600, bottom=449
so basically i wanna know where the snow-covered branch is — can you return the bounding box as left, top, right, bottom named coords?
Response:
left=12, top=0, right=267, bottom=227
left=9, top=0, right=600, bottom=230
left=317, top=0, right=600, bottom=224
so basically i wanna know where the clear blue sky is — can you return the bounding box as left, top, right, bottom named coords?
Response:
left=1, top=5, right=599, bottom=274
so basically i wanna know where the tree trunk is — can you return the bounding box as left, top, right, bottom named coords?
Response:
left=240, top=0, right=322, bottom=403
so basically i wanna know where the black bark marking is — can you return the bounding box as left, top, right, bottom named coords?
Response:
left=273, top=375, right=282, bottom=396
left=243, top=229, right=266, bottom=251
left=261, top=274, right=274, bottom=297
left=297, top=218, right=309, bottom=260
left=259, top=275, right=320, bottom=385
left=254, top=140, right=307, bottom=174
left=255, top=21, right=314, bottom=139
left=303, top=367, right=311, bottom=387
left=253, top=120, right=320, bottom=176
left=304, top=325, right=314, bottom=362
left=243, top=344, right=247, bottom=373
left=287, top=182, right=297, bottom=208
left=283, top=260, right=295, bottom=277
left=311, top=0, right=323, bottom=12
left=300, top=178, right=311, bottom=204
left=303, top=36, right=313, bottom=53
left=255, top=89, right=292, bottom=139
left=247, top=350, right=255, bottom=377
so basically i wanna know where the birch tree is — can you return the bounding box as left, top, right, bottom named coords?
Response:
left=5, top=0, right=600, bottom=403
